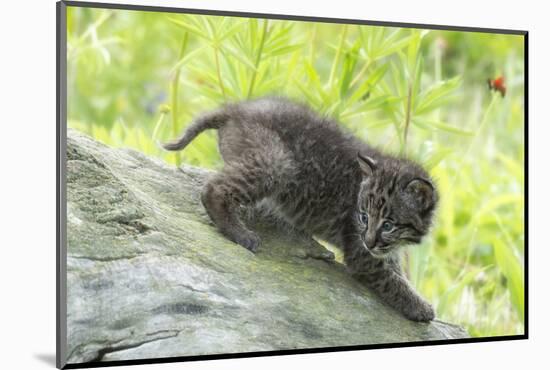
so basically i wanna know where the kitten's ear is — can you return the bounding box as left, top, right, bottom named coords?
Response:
left=357, top=153, right=377, bottom=177
left=404, top=178, right=436, bottom=211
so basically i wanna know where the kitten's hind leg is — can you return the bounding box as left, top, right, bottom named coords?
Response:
left=201, top=163, right=275, bottom=253
left=206, top=118, right=294, bottom=253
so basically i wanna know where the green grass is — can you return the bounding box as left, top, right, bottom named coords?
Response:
left=66, top=7, right=525, bottom=337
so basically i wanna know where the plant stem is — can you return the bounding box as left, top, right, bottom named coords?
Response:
left=171, top=34, right=189, bottom=167
left=328, top=25, right=348, bottom=88
left=434, top=40, right=442, bottom=122
left=449, top=93, right=498, bottom=187
left=350, top=59, right=371, bottom=87
left=403, top=83, right=413, bottom=152
left=213, top=46, right=227, bottom=101
left=309, top=24, right=317, bottom=64
left=152, top=112, right=166, bottom=143
left=247, top=19, right=269, bottom=98
left=435, top=44, right=442, bottom=83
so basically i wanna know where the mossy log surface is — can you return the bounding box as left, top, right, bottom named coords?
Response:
left=66, top=129, right=468, bottom=364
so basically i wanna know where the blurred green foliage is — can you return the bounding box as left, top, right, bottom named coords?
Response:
left=67, top=6, right=525, bottom=337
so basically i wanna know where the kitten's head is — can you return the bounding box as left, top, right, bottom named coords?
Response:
left=355, top=152, right=438, bottom=259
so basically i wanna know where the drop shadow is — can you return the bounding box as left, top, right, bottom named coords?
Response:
left=34, top=353, right=56, bottom=367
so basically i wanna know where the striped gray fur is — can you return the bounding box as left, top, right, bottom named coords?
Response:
left=163, top=97, right=438, bottom=322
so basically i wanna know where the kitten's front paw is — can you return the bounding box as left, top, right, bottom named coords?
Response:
left=403, top=301, right=435, bottom=322
left=235, top=233, right=261, bottom=253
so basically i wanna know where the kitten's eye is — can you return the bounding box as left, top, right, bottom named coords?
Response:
left=381, top=221, right=394, bottom=232
left=359, top=212, right=369, bottom=225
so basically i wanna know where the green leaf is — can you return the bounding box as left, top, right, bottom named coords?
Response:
left=265, top=43, right=304, bottom=58
left=423, top=148, right=454, bottom=170
left=339, top=42, right=360, bottom=98
left=492, top=237, right=524, bottom=321
left=223, top=57, right=245, bottom=98
left=170, top=45, right=208, bottom=73
left=415, top=76, right=462, bottom=115
left=376, top=34, right=413, bottom=59
left=293, top=77, right=323, bottom=107
left=437, top=268, right=484, bottom=315
left=412, top=119, right=475, bottom=136
left=474, top=195, right=524, bottom=224
left=412, top=54, right=423, bottom=109
left=496, top=152, right=524, bottom=182
left=348, top=63, right=389, bottom=106
left=303, top=61, right=328, bottom=103
left=219, top=44, right=258, bottom=71
left=365, top=95, right=402, bottom=111
left=219, top=19, right=246, bottom=41
left=168, top=17, right=210, bottom=41
left=407, top=31, right=421, bottom=78
left=202, top=17, right=216, bottom=40
left=390, top=58, right=407, bottom=97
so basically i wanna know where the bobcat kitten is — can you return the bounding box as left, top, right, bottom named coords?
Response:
left=164, top=97, right=438, bottom=322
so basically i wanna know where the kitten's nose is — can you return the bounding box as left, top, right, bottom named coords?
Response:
left=365, top=233, right=376, bottom=250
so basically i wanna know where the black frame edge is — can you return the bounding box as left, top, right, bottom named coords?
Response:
left=57, top=1, right=68, bottom=369
left=523, top=32, right=529, bottom=339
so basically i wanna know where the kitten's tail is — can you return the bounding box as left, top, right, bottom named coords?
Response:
left=161, top=110, right=229, bottom=151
